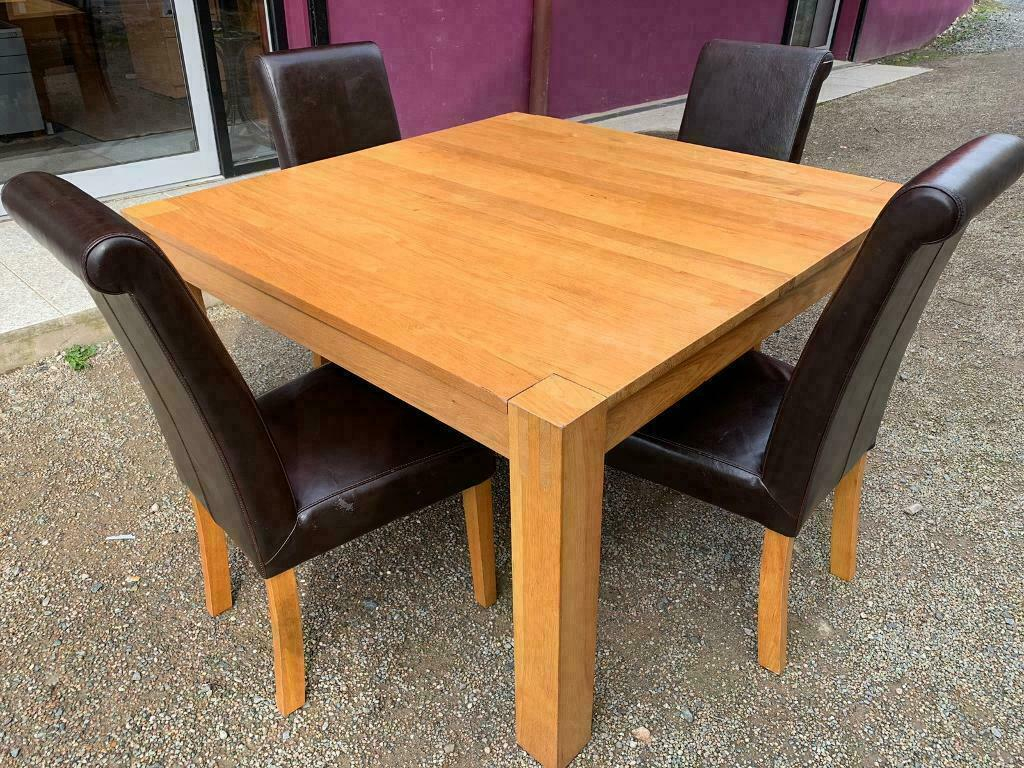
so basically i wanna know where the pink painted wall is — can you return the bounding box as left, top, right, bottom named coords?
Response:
left=280, top=0, right=966, bottom=133
left=325, top=0, right=533, bottom=136
left=831, top=0, right=863, bottom=60
left=547, top=0, right=791, bottom=117
left=852, top=0, right=972, bottom=61
left=284, top=1, right=311, bottom=49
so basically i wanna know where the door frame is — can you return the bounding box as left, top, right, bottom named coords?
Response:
left=196, top=0, right=291, bottom=178
left=783, top=0, right=843, bottom=49
left=0, top=0, right=223, bottom=214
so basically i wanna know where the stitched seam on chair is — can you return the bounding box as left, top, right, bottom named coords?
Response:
left=840, top=244, right=949, bottom=473
left=104, top=297, right=212, bottom=507
left=912, top=184, right=967, bottom=243
left=257, top=57, right=290, bottom=166
left=80, top=233, right=164, bottom=292
left=771, top=247, right=925, bottom=521
left=131, top=296, right=266, bottom=570
left=640, top=433, right=759, bottom=477
left=263, top=519, right=300, bottom=568
left=295, top=443, right=473, bottom=514
left=761, top=180, right=931, bottom=472
left=84, top=229, right=300, bottom=572
left=788, top=53, right=831, bottom=161
left=790, top=57, right=831, bottom=162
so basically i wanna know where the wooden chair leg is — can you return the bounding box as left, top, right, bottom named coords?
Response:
left=831, top=454, right=867, bottom=581
left=463, top=479, right=497, bottom=607
left=189, top=493, right=232, bottom=617
left=311, top=352, right=325, bottom=368
left=758, top=529, right=794, bottom=674
left=266, top=569, right=305, bottom=716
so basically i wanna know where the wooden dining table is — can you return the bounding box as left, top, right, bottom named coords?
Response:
left=125, top=112, right=899, bottom=767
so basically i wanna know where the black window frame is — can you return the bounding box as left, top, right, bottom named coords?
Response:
left=194, top=0, right=293, bottom=178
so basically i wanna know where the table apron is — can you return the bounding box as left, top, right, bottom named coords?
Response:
left=159, top=242, right=511, bottom=456
left=605, top=248, right=857, bottom=451
left=157, top=238, right=855, bottom=462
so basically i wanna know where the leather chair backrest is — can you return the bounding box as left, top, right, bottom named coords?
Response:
left=255, top=41, right=401, bottom=169
left=1, top=173, right=297, bottom=576
left=762, top=134, right=1024, bottom=528
left=679, top=39, right=833, bottom=163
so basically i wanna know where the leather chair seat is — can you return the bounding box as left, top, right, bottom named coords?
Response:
left=607, top=351, right=793, bottom=533
left=258, top=363, right=495, bottom=571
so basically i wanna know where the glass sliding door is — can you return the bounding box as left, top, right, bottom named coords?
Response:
left=207, top=0, right=277, bottom=169
left=0, top=0, right=219, bottom=208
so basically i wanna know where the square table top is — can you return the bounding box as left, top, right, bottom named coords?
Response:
left=126, top=112, right=899, bottom=416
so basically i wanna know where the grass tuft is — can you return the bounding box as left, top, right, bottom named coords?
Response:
left=64, top=344, right=98, bottom=372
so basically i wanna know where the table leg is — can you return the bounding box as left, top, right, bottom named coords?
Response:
left=509, top=376, right=607, bottom=768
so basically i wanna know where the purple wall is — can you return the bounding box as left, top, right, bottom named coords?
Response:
left=281, top=0, right=965, bottom=134
left=547, top=0, right=790, bottom=118
left=325, top=0, right=533, bottom=136
left=831, top=0, right=863, bottom=60
left=853, top=0, right=972, bottom=61
left=284, top=0, right=311, bottom=49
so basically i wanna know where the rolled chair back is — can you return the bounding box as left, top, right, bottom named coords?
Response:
left=679, top=39, right=833, bottom=163
left=1, top=173, right=297, bottom=576
left=255, top=41, right=401, bottom=169
left=762, top=134, right=1024, bottom=529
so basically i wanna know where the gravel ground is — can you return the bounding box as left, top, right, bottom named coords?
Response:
left=2, top=40, right=1023, bottom=768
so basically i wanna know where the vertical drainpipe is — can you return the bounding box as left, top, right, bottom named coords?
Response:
left=529, top=0, right=553, bottom=115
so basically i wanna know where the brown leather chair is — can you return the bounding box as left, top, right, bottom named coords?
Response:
left=1, top=172, right=497, bottom=716
left=254, top=41, right=401, bottom=171
left=607, top=134, right=1024, bottom=673
left=254, top=41, right=401, bottom=370
left=668, top=39, right=833, bottom=163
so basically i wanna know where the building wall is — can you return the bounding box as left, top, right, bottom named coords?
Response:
left=547, top=0, right=790, bottom=118
left=841, top=0, right=972, bottom=61
left=325, top=0, right=534, bottom=136
left=831, top=0, right=863, bottom=60
left=284, top=1, right=312, bottom=49
left=279, top=0, right=967, bottom=134
left=284, top=0, right=790, bottom=133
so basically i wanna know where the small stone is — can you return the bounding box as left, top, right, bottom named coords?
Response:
left=990, top=726, right=1003, bottom=739
left=131, top=671, right=141, bottom=682
left=443, top=742, right=455, bottom=754
left=680, top=708, right=694, bottom=723
left=362, top=599, right=379, bottom=610
left=630, top=726, right=652, bottom=744
left=743, top=627, right=755, bottom=637
left=124, top=576, right=141, bottom=584
left=905, top=503, right=923, bottom=516
left=218, top=729, right=228, bottom=740
left=10, top=748, right=20, bottom=758
left=198, top=684, right=212, bottom=697
left=281, top=730, right=290, bottom=742
left=816, top=619, right=835, bottom=637
left=89, top=582, right=104, bottom=594
left=150, top=504, right=160, bottom=513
